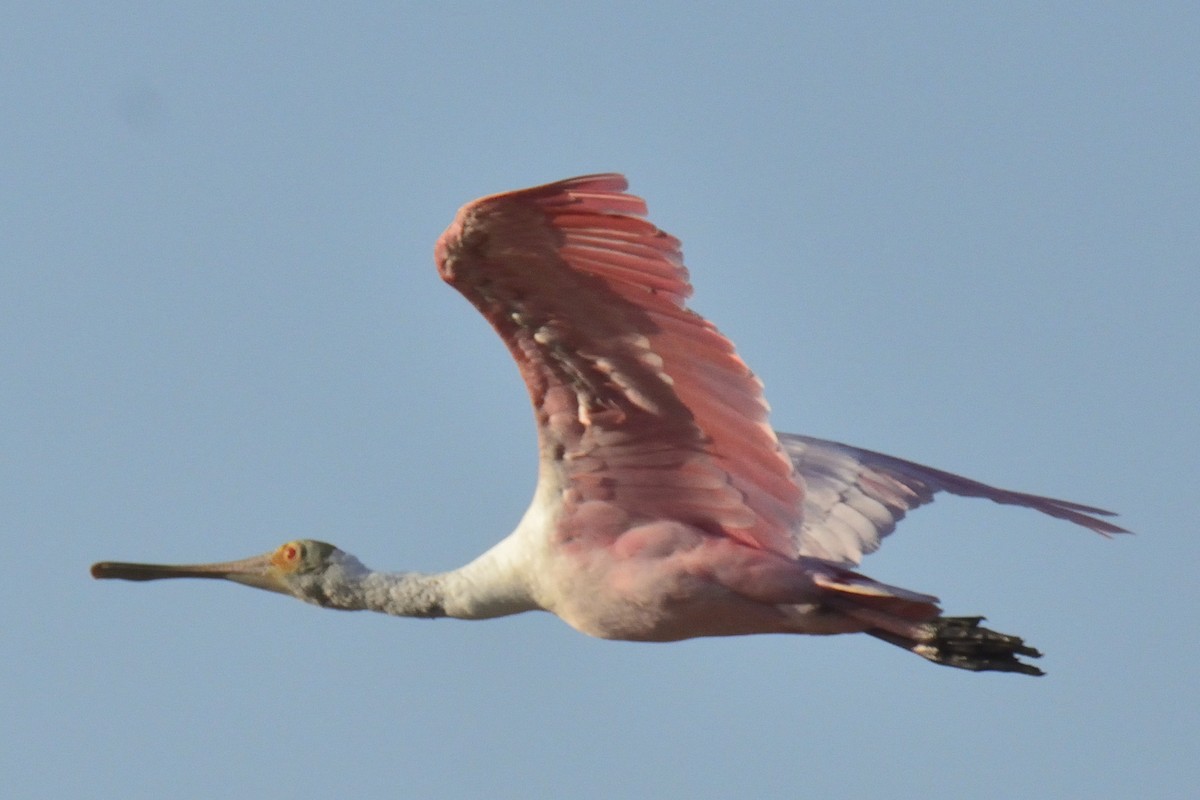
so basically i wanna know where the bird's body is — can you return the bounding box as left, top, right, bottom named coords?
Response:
left=93, top=174, right=1125, bottom=674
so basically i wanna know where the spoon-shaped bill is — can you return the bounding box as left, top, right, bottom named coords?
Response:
left=90, top=552, right=289, bottom=594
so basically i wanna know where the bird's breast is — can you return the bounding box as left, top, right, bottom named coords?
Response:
left=544, top=522, right=802, bottom=642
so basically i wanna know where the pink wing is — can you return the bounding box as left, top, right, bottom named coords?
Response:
left=435, top=174, right=803, bottom=555
left=781, top=433, right=1126, bottom=566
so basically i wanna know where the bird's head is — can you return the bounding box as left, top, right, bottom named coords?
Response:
left=90, top=539, right=369, bottom=606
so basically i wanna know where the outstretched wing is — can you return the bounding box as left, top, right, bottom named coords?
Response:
left=435, top=174, right=803, bottom=555
left=780, top=432, right=1127, bottom=566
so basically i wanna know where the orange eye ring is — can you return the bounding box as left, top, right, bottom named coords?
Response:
left=271, top=541, right=303, bottom=571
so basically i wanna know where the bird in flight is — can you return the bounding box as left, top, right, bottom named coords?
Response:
left=92, top=174, right=1125, bottom=675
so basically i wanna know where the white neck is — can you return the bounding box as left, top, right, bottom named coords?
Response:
left=304, top=534, right=544, bottom=620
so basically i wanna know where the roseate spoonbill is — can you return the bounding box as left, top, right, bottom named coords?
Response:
left=92, top=174, right=1125, bottom=675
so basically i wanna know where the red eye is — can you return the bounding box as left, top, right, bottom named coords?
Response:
left=272, top=543, right=303, bottom=570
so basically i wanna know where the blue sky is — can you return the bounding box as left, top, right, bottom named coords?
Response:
left=4, top=4, right=1197, bottom=798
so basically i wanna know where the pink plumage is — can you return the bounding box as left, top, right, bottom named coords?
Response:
left=432, top=174, right=1122, bottom=663
left=436, top=174, right=802, bottom=556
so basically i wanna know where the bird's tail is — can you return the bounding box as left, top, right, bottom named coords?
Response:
left=808, top=563, right=942, bottom=623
